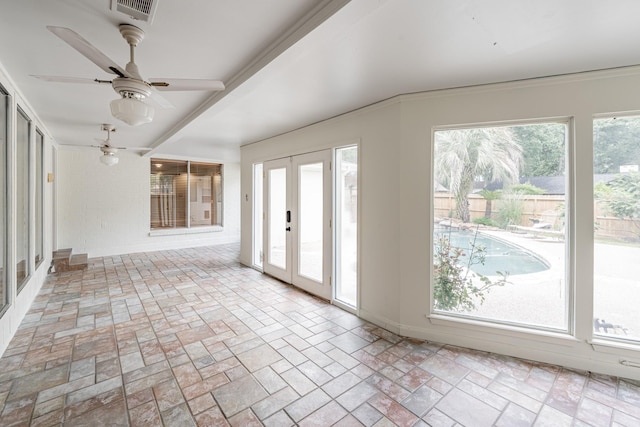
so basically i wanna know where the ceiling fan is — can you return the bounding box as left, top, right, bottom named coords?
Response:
left=32, top=24, right=225, bottom=126
left=68, top=123, right=152, bottom=166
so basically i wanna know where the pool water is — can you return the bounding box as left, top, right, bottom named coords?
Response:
left=434, top=227, right=550, bottom=276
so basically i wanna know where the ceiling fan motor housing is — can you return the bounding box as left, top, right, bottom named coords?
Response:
left=100, top=146, right=119, bottom=155
left=112, top=77, right=151, bottom=99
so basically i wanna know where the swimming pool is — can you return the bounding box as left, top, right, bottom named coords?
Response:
left=434, top=227, right=550, bottom=276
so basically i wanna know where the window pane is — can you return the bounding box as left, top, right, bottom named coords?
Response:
left=35, top=129, right=44, bottom=267
left=335, top=146, right=358, bottom=306
left=150, top=159, right=188, bottom=229
left=16, top=109, right=30, bottom=291
left=190, top=162, right=222, bottom=227
left=0, top=92, right=7, bottom=309
left=298, top=162, right=323, bottom=282
left=433, top=123, right=568, bottom=330
left=593, top=115, right=640, bottom=341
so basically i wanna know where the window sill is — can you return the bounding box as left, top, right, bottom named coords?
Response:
left=590, top=337, right=640, bottom=359
left=427, top=313, right=580, bottom=347
left=149, top=226, right=223, bottom=237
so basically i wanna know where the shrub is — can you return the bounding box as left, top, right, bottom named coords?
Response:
left=433, top=230, right=509, bottom=312
left=472, top=217, right=498, bottom=227
left=509, top=182, right=546, bottom=195
left=495, top=192, right=524, bottom=229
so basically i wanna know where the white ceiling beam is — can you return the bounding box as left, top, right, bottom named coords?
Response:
left=144, top=0, right=352, bottom=156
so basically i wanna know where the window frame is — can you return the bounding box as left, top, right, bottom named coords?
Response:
left=15, top=106, right=31, bottom=293
left=34, top=128, right=44, bottom=269
left=429, top=117, right=574, bottom=336
left=0, top=85, right=9, bottom=316
left=149, top=158, right=223, bottom=233
left=591, top=111, right=640, bottom=346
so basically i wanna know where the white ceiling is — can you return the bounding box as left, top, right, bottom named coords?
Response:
left=2, top=0, right=640, bottom=161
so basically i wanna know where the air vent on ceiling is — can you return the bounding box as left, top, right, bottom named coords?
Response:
left=111, top=0, right=158, bottom=24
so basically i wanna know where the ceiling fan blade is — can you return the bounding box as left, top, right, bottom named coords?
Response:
left=148, top=78, right=225, bottom=91
left=148, top=89, right=175, bottom=109
left=115, top=147, right=153, bottom=151
left=88, top=144, right=152, bottom=151
left=31, top=75, right=110, bottom=84
left=60, top=144, right=96, bottom=148
left=47, top=26, right=129, bottom=78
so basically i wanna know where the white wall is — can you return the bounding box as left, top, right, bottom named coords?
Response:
left=241, top=103, right=402, bottom=324
left=241, top=66, right=640, bottom=380
left=57, top=148, right=241, bottom=258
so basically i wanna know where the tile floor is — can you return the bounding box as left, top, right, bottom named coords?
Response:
left=0, top=243, right=639, bottom=426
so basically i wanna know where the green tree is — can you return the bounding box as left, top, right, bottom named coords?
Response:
left=513, top=123, right=565, bottom=177
left=596, top=173, right=640, bottom=239
left=594, top=117, right=640, bottom=174
left=435, top=128, right=522, bottom=223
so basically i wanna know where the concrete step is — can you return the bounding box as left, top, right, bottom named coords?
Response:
left=52, top=248, right=72, bottom=260
left=50, top=249, right=88, bottom=273
left=69, top=254, right=88, bottom=268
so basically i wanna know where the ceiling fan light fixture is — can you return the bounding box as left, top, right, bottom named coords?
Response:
left=110, top=92, right=154, bottom=126
left=100, top=152, right=119, bottom=166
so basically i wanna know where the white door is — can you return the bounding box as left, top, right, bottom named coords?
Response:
left=263, top=150, right=332, bottom=300
left=263, top=157, right=291, bottom=283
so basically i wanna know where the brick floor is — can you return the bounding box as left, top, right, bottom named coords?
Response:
left=0, top=243, right=639, bottom=426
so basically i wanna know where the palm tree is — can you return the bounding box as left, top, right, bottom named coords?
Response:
left=479, top=189, right=501, bottom=219
left=435, top=128, right=522, bottom=223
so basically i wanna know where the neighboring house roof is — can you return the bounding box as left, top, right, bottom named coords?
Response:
left=520, top=176, right=565, bottom=195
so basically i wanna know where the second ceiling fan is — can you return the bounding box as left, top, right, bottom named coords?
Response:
left=33, top=24, right=225, bottom=126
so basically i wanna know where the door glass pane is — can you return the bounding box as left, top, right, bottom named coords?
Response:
left=593, top=115, right=640, bottom=341
left=17, top=109, right=30, bottom=291
left=254, top=163, right=263, bottom=268
left=298, top=163, right=323, bottom=282
left=269, top=168, right=287, bottom=269
left=335, top=147, right=358, bottom=306
left=433, top=123, right=568, bottom=331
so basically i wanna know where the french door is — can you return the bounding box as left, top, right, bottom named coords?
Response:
left=263, top=150, right=332, bottom=300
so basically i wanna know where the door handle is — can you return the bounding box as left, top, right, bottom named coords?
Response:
left=286, top=227, right=291, bottom=232
left=286, top=210, right=291, bottom=222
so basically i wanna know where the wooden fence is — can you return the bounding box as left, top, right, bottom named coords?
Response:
left=434, top=193, right=564, bottom=227
left=434, top=193, right=640, bottom=240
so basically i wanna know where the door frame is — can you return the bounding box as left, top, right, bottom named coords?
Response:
left=262, top=150, right=332, bottom=300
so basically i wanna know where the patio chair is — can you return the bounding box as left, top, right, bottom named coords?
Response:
left=594, top=318, right=628, bottom=335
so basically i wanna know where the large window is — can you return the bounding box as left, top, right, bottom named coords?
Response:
left=0, top=88, right=7, bottom=310
left=335, top=146, right=358, bottom=307
left=150, top=159, right=222, bottom=230
left=432, top=122, right=568, bottom=331
left=35, top=129, right=44, bottom=268
left=253, top=163, right=263, bottom=268
left=16, top=108, right=30, bottom=292
left=593, top=115, right=640, bottom=342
